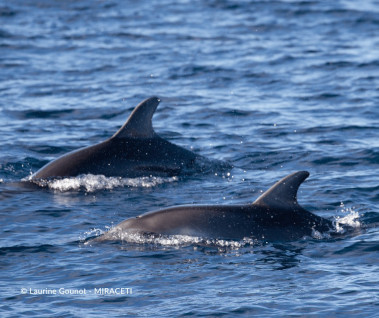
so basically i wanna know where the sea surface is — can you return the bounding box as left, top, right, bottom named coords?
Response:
left=1, top=0, right=378, bottom=317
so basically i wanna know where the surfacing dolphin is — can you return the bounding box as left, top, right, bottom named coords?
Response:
left=94, top=171, right=335, bottom=243
left=30, top=97, right=230, bottom=180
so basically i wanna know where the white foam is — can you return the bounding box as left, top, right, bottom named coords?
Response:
left=30, top=174, right=178, bottom=192
left=89, top=229, right=257, bottom=249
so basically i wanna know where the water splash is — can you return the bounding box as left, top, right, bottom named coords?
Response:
left=334, top=202, right=361, bottom=233
left=27, top=174, right=178, bottom=192
left=80, top=227, right=109, bottom=241
left=311, top=228, right=331, bottom=240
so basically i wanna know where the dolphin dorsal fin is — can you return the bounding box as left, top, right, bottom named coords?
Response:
left=112, top=97, right=160, bottom=139
left=253, top=171, right=310, bottom=209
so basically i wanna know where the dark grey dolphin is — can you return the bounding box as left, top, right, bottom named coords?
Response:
left=31, top=97, right=229, bottom=180
left=95, top=171, right=334, bottom=242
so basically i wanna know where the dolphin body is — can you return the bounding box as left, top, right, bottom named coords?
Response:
left=95, top=171, right=334, bottom=242
left=31, top=97, right=228, bottom=180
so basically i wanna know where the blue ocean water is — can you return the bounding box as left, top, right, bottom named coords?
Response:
left=1, top=0, right=378, bottom=316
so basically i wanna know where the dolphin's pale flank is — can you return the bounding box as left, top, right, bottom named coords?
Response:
left=94, top=171, right=335, bottom=242
left=31, top=97, right=229, bottom=180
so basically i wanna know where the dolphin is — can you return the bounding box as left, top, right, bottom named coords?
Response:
left=94, top=171, right=335, bottom=242
left=30, top=97, right=229, bottom=180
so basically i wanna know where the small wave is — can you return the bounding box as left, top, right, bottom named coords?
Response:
left=0, top=244, right=59, bottom=255
left=0, top=7, right=17, bottom=18
left=4, top=107, right=125, bottom=120
left=27, top=174, right=178, bottom=192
